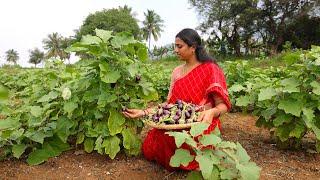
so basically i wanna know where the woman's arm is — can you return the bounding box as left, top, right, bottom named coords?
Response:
left=197, top=95, right=228, bottom=123
left=122, top=102, right=166, bottom=119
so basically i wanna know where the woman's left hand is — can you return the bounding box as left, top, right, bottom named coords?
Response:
left=197, top=108, right=219, bottom=124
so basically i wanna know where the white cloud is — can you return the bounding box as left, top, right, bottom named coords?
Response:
left=0, top=0, right=199, bottom=67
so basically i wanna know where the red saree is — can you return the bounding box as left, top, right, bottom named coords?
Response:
left=142, top=62, right=231, bottom=171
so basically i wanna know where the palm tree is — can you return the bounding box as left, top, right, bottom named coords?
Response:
left=141, top=10, right=164, bottom=51
left=29, top=48, right=44, bottom=67
left=5, top=49, right=19, bottom=65
left=42, top=33, right=71, bottom=62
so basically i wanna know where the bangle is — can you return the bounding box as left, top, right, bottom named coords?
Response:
left=216, top=111, right=221, bottom=118
left=213, top=108, right=221, bottom=118
left=143, top=109, right=148, bottom=117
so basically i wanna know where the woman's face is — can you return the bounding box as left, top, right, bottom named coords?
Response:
left=174, top=37, right=195, bottom=61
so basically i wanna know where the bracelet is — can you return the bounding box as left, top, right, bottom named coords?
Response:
left=216, top=111, right=221, bottom=118
left=212, top=108, right=221, bottom=118
left=143, top=109, right=148, bottom=117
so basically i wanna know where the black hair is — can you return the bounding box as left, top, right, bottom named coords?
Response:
left=175, top=28, right=216, bottom=63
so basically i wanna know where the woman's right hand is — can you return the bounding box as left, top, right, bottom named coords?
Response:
left=122, top=108, right=145, bottom=119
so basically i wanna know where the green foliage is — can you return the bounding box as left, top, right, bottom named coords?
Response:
left=167, top=123, right=261, bottom=180
left=42, top=33, right=71, bottom=61
left=0, top=84, right=8, bottom=101
left=141, top=9, right=164, bottom=50
left=76, top=6, right=141, bottom=41
left=0, top=29, right=156, bottom=164
left=5, top=49, right=19, bottom=65
left=28, top=48, right=45, bottom=67
left=283, top=15, right=320, bottom=50
left=189, top=0, right=319, bottom=56
left=226, top=47, right=320, bottom=150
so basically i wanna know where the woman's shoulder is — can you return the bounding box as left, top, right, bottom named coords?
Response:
left=173, top=64, right=184, bottom=72
left=172, top=64, right=184, bottom=74
left=171, top=64, right=184, bottom=79
left=201, top=62, right=221, bottom=72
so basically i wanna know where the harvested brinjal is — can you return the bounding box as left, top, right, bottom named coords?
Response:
left=144, top=99, right=201, bottom=125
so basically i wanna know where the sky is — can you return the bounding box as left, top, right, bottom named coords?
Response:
left=0, top=0, right=199, bottom=67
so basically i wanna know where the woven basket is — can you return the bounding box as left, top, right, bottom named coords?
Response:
left=145, top=121, right=199, bottom=130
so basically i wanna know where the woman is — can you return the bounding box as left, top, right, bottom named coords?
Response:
left=123, top=28, right=231, bottom=171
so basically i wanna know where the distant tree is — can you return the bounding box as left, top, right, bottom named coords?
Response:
left=258, top=0, right=319, bottom=54
left=189, top=0, right=320, bottom=55
left=141, top=10, right=164, bottom=51
left=5, top=49, right=19, bottom=65
left=282, top=15, right=320, bottom=50
left=29, top=48, right=44, bottom=67
left=189, top=0, right=259, bottom=56
left=43, top=32, right=71, bottom=62
left=76, top=6, right=141, bottom=41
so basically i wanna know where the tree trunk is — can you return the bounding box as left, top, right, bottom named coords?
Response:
left=148, top=31, right=151, bottom=53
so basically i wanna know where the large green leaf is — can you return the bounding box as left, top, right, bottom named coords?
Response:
left=273, top=114, right=293, bottom=127
left=37, top=91, right=59, bottom=103
left=166, top=131, right=190, bottom=148
left=94, top=136, right=104, bottom=154
left=121, top=128, right=141, bottom=153
left=136, top=43, right=148, bottom=61
left=24, top=130, right=47, bottom=144
left=81, top=35, right=102, bottom=45
left=186, top=171, right=203, bottom=180
left=190, top=123, right=210, bottom=137
left=111, top=32, right=135, bottom=48
left=108, top=109, right=125, bottom=136
left=43, top=136, right=70, bottom=157
left=281, top=78, right=300, bottom=93
left=258, top=87, right=277, bottom=101
left=289, top=121, right=306, bottom=138
left=84, top=138, right=95, bottom=153
left=139, top=81, right=159, bottom=101
left=302, top=108, right=315, bottom=127
left=65, top=44, right=88, bottom=52
left=12, top=144, right=27, bottom=158
left=236, top=142, right=251, bottom=164
left=26, top=136, right=69, bottom=165
left=30, top=106, right=43, bottom=117
left=82, top=89, right=99, bottom=102
left=0, top=118, right=20, bottom=130
left=310, top=81, right=320, bottom=95
left=278, top=99, right=303, bottom=117
left=196, top=154, right=214, bottom=179
left=127, top=64, right=139, bottom=77
left=95, top=29, right=113, bottom=42
left=220, top=169, right=238, bottom=180
left=63, top=101, right=78, bottom=116
left=275, top=123, right=294, bottom=142
left=217, top=141, right=237, bottom=149
left=55, top=117, right=75, bottom=143
left=237, top=162, right=261, bottom=180
left=200, top=134, right=222, bottom=146
left=311, top=124, right=320, bottom=140
left=26, top=149, right=49, bottom=165
left=229, top=84, right=246, bottom=92
left=102, top=136, right=121, bottom=159
left=0, top=84, right=9, bottom=101
left=97, top=93, right=117, bottom=108
left=100, top=70, right=121, bottom=84
left=28, top=117, right=45, bottom=127
left=76, top=132, right=85, bottom=144
left=170, top=149, right=194, bottom=167
left=236, top=95, right=254, bottom=106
